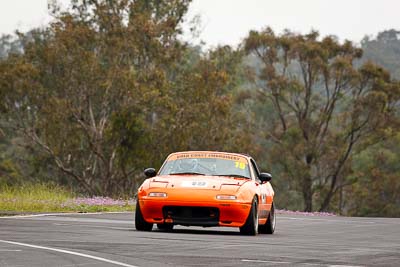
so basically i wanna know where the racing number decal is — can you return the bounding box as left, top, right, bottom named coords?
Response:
left=235, top=161, right=246, bottom=169
left=181, top=181, right=208, bottom=187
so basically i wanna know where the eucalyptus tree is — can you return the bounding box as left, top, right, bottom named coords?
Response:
left=0, top=0, right=191, bottom=195
left=244, top=28, right=400, bottom=211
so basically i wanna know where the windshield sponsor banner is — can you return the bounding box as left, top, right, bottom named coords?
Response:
left=167, top=152, right=248, bottom=163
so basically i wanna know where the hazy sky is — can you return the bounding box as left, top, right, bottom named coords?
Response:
left=1, top=0, right=399, bottom=47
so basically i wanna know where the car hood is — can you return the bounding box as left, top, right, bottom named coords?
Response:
left=149, top=175, right=250, bottom=190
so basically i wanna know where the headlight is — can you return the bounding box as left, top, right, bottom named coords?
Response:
left=148, top=192, right=168, bottom=197
left=216, top=195, right=237, bottom=200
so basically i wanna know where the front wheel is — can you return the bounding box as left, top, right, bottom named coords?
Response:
left=259, top=202, right=276, bottom=234
left=135, top=201, right=153, bottom=231
left=240, top=196, right=259, bottom=235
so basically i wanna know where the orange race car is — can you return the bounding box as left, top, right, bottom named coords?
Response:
left=135, top=151, right=275, bottom=235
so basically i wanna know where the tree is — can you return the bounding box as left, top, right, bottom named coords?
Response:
left=163, top=45, right=253, bottom=153
left=244, top=28, right=400, bottom=211
left=0, top=0, right=191, bottom=196
left=0, top=34, right=22, bottom=59
left=361, top=29, right=400, bottom=79
left=0, top=0, right=253, bottom=197
left=347, top=132, right=400, bottom=217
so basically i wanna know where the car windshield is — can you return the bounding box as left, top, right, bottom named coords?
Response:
left=159, top=153, right=251, bottom=179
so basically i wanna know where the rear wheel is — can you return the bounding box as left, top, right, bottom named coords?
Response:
left=135, top=201, right=153, bottom=231
left=240, top=196, right=259, bottom=235
left=157, top=223, right=174, bottom=231
left=259, top=202, right=276, bottom=234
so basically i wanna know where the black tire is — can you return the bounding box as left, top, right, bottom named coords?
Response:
left=135, top=201, right=153, bottom=231
left=259, top=202, right=276, bottom=234
left=157, top=223, right=174, bottom=231
left=240, top=196, right=259, bottom=236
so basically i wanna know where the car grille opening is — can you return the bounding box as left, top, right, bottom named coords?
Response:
left=162, top=206, right=219, bottom=226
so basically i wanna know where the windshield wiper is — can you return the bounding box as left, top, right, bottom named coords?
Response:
left=213, top=174, right=250, bottom=179
left=169, top=172, right=205, bottom=175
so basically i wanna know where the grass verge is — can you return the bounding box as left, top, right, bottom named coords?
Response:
left=0, top=183, right=134, bottom=214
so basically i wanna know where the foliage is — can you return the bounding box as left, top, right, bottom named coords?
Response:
left=244, top=27, right=400, bottom=211
left=0, top=0, right=250, bottom=197
left=361, top=29, right=400, bottom=79
left=0, top=0, right=192, bottom=196
left=0, top=34, right=21, bottom=59
left=346, top=133, right=400, bottom=217
left=165, top=45, right=254, bottom=153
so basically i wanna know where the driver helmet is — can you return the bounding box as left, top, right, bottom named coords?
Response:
left=178, top=158, right=198, bottom=171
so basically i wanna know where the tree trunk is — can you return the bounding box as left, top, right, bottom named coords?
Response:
left=319, top=173, right=338, bottom=211
left=339, top=186, right=343, bottom=215
left=302, top=153, right=313, bottom=212
left=319, top=187, right=335, bottom=212
left=302, top=174, right=313, bottom=212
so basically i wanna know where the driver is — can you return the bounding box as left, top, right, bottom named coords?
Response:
left=177, top=158, right=199, bottom=172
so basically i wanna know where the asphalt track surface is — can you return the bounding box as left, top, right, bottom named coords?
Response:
left=0, top=212, right=399, bottom=267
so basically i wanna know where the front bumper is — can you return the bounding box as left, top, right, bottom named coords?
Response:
left=138, top=198, right=251, bottom=227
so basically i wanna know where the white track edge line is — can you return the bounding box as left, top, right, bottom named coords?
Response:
left=0, top=240, right=138, bottom=267
left=241, top=259, right=291, bottom=264
left=0, top=211, right=132, bottom=219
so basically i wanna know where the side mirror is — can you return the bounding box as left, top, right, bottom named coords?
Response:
left=259, top=172, right=272, bottom=183
left=144, top=168, right=157, bottom=178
